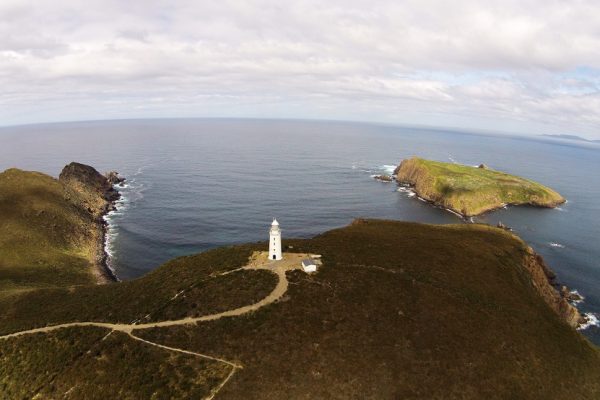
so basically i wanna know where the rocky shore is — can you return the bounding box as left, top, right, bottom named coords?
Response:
left=59, top=162, right=124, bottom=283
left=522, top=247, right=586, bottom=327
left=372, top=174, right=394, bottom=182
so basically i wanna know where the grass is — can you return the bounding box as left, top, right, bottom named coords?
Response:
left=137, top=220, right=600, bottom=399
left=0, top=327, right=108, bottom=399
left=1, top=166, right=598, bottom=398
left=395, top=157, right=565, bottom=216
left=38, top=331, right=231, bottom=399
left=0, top=168, right=98, bottom=293
left=0, top=246, right=277, bottom=334
left=0, top=327, right=230, bottom=399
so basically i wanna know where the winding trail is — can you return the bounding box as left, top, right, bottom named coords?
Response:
left=0, top=252, right=313, bottom=399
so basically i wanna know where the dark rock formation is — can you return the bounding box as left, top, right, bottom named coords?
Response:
left=478, top=163, right=489, bottom=169
left=523, top=248, right=584, bottom=327
left=58, top=162, right=122, bottom=283
left=496, top=221, right=513, bottom=231
left=373, top=175, right=394, bottom=182
left=105, top=171, right=125, bottom=185
left=59, top=162, right=120, bottom=214
left=560, top=286, right=584, bottom=303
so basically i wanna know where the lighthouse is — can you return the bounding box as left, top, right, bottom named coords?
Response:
left=269, top=219, right=282, bottom=260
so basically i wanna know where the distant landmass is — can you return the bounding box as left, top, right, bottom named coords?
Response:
left=0, top=164, right=598, bottom=399
left=541, top=134, right=600, bottom=143
left=392, top=157, right=565, bottom=217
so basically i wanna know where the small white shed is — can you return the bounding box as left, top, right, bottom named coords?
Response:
left=301, top=258, right=317, bottom=273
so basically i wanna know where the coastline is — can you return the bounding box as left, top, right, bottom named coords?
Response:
left=59, top=165, right=125, bottom=285
left=90, top=188, right=120, bottom=284
left=390, top=180, right=590, bottom=328
left=97, top=175, right=127, bottom=283
left=397, top=181, right=565, bottom=218
left=98, top=207, right=119, bottom=283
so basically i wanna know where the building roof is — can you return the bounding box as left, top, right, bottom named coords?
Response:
left=302, top=258, right=316, bottom=266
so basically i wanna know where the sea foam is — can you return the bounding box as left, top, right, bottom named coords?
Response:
left=380, top=164, right=397, bottom=174
left=578, top=313, right=600, bottom=330
left=569, top=290, right=584, bottom=305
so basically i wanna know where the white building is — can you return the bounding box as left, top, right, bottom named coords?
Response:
left=268, top=218, right=282, bottom=260
left=301, top=258, right=317, bottom=273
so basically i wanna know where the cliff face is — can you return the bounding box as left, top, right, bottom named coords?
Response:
left=394, top=157, right=440, bottom=202
left=522, top=247, right=583, bottom=328
left=394, top=157, right=565, bottom=217
left=58, top=162, right=121, bottom=283
left=59, top=162, right=120, bottom=218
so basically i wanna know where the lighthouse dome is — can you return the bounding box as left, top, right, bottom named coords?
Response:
left=272, top=218, right=279, bottom=226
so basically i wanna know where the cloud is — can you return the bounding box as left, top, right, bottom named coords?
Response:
left=0, top=0, right=599, bottom=138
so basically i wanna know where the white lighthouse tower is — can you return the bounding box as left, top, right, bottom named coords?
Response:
left=268, top=219, right=282, bottom=260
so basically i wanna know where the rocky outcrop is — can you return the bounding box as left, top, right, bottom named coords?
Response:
left=105, top=171, right=125, bottom=185
left=522, top=247, right=584, bottom=328
left=373, top=175, right=394, bottom=182
left=59, top=162, right=121, bottom=283
left=59, top=162, right=120, bottom=217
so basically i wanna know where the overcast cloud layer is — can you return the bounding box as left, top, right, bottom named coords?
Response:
left=1, top=0, right=599, bottom=138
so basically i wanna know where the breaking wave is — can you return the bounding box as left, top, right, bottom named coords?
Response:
left=102, top=166, right=150, bottom=278
left=578, top=313, right=600, bottom=330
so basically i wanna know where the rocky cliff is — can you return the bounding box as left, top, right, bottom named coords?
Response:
left=59, top=162, right=121, bottom=218
left=522, top=247, right=583, bottom=328
left=58, top=162, right=122, bottom=282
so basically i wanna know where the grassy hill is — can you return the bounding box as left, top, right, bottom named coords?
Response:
left=394, top=157, right=565, bottom=217
left=137, top=221, right=599, bottom=399
left=0, top=168, right=102, bottom=296
left=1, top=220, right=599, bottom=398
left=0, top=167, right=598, bottom=399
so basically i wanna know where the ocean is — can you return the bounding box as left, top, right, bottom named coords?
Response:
left=1, top=118, right=599, bottom=343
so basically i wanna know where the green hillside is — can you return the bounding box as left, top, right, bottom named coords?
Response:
left=394, top=157, right=565, bottom=216
left=0, top=167, right=598, bottom=399
left=1, top=220, right=599, bottom=398
left=0, top=168, right=99, bottom=296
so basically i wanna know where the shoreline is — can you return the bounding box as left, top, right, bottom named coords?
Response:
left=94, top=179, right=123, bottom=284
left=390, top=180, right=591, bottom=329
left=398, top=180, right=565, bottom=218
left=99, top=209, right=119, bottom=283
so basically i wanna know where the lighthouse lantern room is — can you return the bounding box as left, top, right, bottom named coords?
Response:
left=269, top=219, right=283, bottom=260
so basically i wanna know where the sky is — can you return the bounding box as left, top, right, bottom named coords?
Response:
left=1, top=0, right=600, bottom=138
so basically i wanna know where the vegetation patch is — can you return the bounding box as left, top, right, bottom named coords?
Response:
left=0, top=327, right=230, bottom=399
left=36, top=331, right=231, bottom=399
left=0, top=327, right=109, bottom=399
left=0, top=245, right=276, bottom=334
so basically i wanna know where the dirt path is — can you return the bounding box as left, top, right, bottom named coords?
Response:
left=0, top=252, right=313, bottom=399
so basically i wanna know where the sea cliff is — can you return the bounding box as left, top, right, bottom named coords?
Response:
left=394, top=157, right=565, bottom=217
left=522, top=247, right=583, bottom=327
left=59, top=162, right=123, bottom=282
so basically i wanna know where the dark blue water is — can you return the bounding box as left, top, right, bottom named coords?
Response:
left=1, top=119, right=599, bottom=343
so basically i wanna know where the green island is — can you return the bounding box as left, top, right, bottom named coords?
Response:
left=1, top=164, right=599, bottom=399
left=394, top=157, right=566, bottom=217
